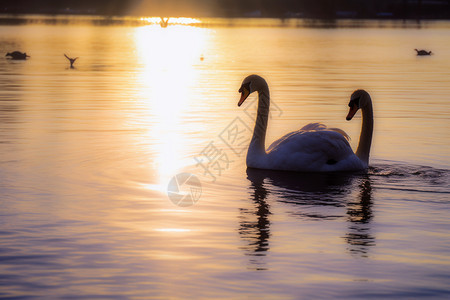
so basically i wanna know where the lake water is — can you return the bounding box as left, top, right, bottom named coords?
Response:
left=0, top=17, right=449, bottom=299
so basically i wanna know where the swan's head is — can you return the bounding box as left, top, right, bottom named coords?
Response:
left=347, top=89, right=371, bottom=121
left=238, top=74, right=268, bottom=106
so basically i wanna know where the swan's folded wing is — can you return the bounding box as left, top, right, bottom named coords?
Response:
left=267, top=123, right=350, bottom=152
left=327, top=127, right=350, bottom=141
left=266, top=130, right=355, bottom=171
left=267, top=130, right=301, bottom=152
left=267, top=123, right=324, bottom=152
left=300, top=122, right=327, bottom=131
left=268, top=130, right=350, bottom=153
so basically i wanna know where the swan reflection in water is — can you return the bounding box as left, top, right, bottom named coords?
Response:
left=240, top=168, right=374, bottom=270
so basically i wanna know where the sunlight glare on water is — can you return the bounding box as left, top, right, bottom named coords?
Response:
left=133, top=25, right=209, bottom=188
left=140, top=17, right=202, bottom=25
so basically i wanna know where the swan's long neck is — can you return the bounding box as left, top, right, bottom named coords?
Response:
left=355, top=102, right=373, bottom=166
left=248, top=88, right=270, bottom=159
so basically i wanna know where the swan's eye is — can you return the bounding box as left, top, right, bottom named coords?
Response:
left=239, top=82, right=251, bottom=93
left=349, top=96, right=361, bottom=108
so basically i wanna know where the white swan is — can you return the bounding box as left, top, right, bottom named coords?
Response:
left=238, top=75, right=373, bottom=172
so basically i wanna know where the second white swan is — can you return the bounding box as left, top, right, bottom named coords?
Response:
left=238, top=74, right=373, bottom=172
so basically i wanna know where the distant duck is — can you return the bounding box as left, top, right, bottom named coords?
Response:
left=415, top=49, right=432, bottom=56
left=160, top=17, right=169, bottom=28
left=64, top=54, right=78, bottom=68
left=5, top=51, right=29, bottom=60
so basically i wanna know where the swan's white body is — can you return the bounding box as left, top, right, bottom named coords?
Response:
left=238, top=75, right=373, bottom=172
left=249, top=123, right=365, bottom=172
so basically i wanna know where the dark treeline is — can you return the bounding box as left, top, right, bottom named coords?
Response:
left=0, top=0, right=128, bottom=15
left=1, top=0, right=449, bottom=19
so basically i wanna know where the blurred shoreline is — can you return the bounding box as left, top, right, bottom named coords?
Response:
left=1, top=14, right=450, bottom=29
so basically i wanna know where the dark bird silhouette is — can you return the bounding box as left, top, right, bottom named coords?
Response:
left=415, top=49, right=432, bottom=56
left=160, top=17, right=169, bottom=28
left=5, top=51, right=29, bottom=60
left=64, top=54, right=78, bottom=68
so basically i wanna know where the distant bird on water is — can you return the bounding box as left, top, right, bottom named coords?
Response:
left=160, top=17, right=169, bottom=28
left=64, top=54, right=78, bottom=68
left=5, top=51, right=29, bottom=60
left=415, top=49, right=432, bottom=56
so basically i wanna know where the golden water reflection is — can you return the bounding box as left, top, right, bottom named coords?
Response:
left=1, top=21, right=448, bottom=298
left=134, top=25, right=210, bottom=191
left=140, top=17, right=202, bottom=26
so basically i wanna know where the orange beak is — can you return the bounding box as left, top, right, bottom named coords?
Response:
left=238, top=88, right=250, bottom=107
left=346, top=105, right=358, bottom=121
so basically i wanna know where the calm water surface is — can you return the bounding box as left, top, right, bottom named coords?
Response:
left=0, top=19, right=449, bottom=299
